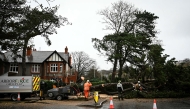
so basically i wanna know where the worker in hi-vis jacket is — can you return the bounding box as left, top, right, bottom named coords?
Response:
left=83, top=80, right=92, bottom=101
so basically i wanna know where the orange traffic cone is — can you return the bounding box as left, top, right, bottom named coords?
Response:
left=17, top=93, right=20, bottom=101
left=153, top=99, right=157, bottom=109
left=109, top=96, right=114, bottom=109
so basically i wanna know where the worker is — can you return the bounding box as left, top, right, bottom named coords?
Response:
left=40, top=80, right=46, bottom=100
left=83, top=80, right=92, bottom=101
left=117, top=80, right=124, bottom=100
left=134, top=81, right=141, bottom=91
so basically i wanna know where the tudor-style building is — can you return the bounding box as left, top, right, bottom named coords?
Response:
left=0, top=46, right=77, bottom=84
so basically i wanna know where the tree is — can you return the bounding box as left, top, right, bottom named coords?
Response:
left=164, top=58, right=190, bottom=92
left=92, top=0, right=159, bottom=81
left=0, top=0, right=70, bottom=75
left=93, top=0, right=137, bottom=81
left=0, top=0, right=26, bottom=53
left=147, top=44, right=168, bottom=87
left=71, top=51, right=96, bottom=79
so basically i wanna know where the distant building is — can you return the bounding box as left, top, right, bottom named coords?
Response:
left=0, top=46, right=77, bottom=84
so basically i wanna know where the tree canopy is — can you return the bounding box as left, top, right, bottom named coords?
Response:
left=92, top=0, right=159, bottom=81
left=0, top=0, right=70, bottom=75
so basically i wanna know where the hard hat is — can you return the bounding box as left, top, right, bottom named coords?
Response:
left=81, top=76, right=84, bottom=80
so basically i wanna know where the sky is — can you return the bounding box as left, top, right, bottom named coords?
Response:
left=32, top=0, right=190, bottom=70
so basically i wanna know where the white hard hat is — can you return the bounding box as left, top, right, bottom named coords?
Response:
left=81, top=76, right=84, bottom=80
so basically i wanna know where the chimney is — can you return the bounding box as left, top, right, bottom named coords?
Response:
left=69, top=55, right=72, bottom=65
left=65, top=46, right=68, bottom=54
left=26, top=46, right=32, bottom=56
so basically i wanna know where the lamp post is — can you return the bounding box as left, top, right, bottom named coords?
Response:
left=93, top=66, right=95, bottom=78
left=100, top=71, right=102, bottom=81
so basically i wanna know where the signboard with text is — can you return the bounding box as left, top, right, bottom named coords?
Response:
left=0, top=76, right=33, bottom=93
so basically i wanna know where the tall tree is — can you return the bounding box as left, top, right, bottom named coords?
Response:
left=125, top=11, right=160, bottom=82
left=0, top=0, right=26, bottom=53
left=0, top=0, right=70, bottom=75
left=71, top=51, right=96, bottom=79
left=20, top=3, right=70, bottom=75
left=148, top=44, right=168, bottom=85
left=93, top=0, right=137, bottom=81
left=92, top=0, right=159, bottom=81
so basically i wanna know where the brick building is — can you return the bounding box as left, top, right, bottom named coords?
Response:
left=0, top=46, right=77, bottom=84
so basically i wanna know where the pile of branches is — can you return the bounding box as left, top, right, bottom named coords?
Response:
left=90, top=82, right=158, bottom=95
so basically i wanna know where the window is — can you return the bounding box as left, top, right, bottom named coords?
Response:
left=50, top=64, right=58, bottom=72
left=70, top=80, right=74, bottom=85
left=9, top=63, right=18, bottom=73
left=60, top=64, right=63, bottom=73
left=31, top=64, right=40, bottom=73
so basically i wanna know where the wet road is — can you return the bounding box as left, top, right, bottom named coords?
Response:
left=100, top=98, right=190, bottom=109
left=0, top=97, right=190, bottom=109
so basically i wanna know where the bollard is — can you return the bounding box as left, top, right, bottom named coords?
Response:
left=94, top=91, right=99, bottom=104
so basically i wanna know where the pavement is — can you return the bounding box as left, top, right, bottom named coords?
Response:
left=76, top=94, right=118, bottom=108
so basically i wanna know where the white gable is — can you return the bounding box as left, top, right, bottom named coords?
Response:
left=47, top=53, right=63, bottom=61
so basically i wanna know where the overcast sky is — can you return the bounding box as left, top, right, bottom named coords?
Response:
left=32, top=0, right=190, bottom=70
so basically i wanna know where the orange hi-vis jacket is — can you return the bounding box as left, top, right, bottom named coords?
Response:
left=84, top=82, right=92, bottom=91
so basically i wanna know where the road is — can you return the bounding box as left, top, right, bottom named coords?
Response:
left=0, top=97, right=190, bottom=109
left=100, top=98, right=190, bottom=109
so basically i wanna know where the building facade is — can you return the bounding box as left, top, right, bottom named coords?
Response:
left=0, top=46, right=77, bottom=84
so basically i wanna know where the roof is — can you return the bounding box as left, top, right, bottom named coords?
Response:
left=3, top=50, right=69, bottom=63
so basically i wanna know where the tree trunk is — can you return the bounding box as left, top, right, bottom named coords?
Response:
left=22, top=39, right=28, bottom=76
left=119, top=61, right=123, bottom=79
left=118, top=52, right=125, bottom=79
left=112, top=58, right=117, bottom=81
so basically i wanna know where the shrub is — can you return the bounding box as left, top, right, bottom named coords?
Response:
left=42, top=80, right=54, bottom=93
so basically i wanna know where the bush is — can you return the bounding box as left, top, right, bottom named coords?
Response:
left=43, top=80, right=54, bottom=93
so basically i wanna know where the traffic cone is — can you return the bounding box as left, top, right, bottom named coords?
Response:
left=109, top=96, right=114, bottom=109
left=153, top=99, right=157, bottom=109
left=17, top=93, right=20, bottom=101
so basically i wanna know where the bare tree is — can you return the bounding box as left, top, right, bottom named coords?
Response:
left=98, top=0, right=137, bottom=33
left=71, top=51, right=96, bottom=79
left=94, top=0, right=137, bottom=80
